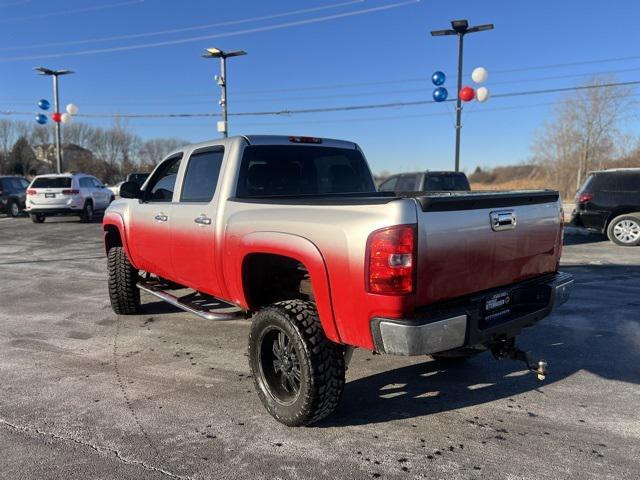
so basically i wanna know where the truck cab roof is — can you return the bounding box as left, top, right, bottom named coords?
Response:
left=165, top=135, right=358, bottom=158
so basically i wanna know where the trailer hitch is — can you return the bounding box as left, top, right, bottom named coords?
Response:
left=490, top=338, right=548, bottom=381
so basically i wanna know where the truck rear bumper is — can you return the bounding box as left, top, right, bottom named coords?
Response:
left=371, top=272, right=573, bottom=356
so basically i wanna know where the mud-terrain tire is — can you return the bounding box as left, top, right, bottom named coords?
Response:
left=107, top=246, right=140, bottom=315
left=607, top=214, right=640, bottom=246
left=248, top=300, right=345, bottom=426
left=30, top=213, right=45, bottom=223
left=80, top=201, right=94, bottom=223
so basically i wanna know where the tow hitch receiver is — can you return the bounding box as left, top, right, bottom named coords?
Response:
left=490, top=339, right=548, bottom=381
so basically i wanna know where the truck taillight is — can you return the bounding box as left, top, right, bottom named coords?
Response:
left=576, top=193, right=593, bottom=203
left=27, top=189, right=36, bottom=195
left=366, top=225, right=415, bottom=295
left=557, top=205, right=564, bottom=270
left=62, top=189, right=80, bottom=195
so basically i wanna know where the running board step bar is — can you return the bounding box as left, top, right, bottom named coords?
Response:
left=137, top=281, right=246, bottom=321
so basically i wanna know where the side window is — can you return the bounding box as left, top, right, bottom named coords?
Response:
left=91, top=178, right=103, bottom=188
left=379, top=176, right=398, bottom=192
left=144, top=155, right=182, bottom=202
left=79, top=178, right=92, bottom=188
left=180, top=148, right=224, bottom=203
left=396, top=174, right=418, bottom=192
left=615, top=174, right=640, bottom=191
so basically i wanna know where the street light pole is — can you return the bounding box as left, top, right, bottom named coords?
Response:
left=454, top=33, right=464, bottom=173
left=52, top=74, right=62, bottom=174
left=431, top=20, right=494, bottom=172
left=35, top=67, right=74, bottom=174
left=219, top=55, right=228, bottom=138
left=202, top=48, right=247, bottom=138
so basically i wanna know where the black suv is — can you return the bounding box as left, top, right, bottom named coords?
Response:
left=379, top=171, right=470, bottom=193
left=571, top=168, right=640, bottom=246
left=0, top=175, right=29, bottom=217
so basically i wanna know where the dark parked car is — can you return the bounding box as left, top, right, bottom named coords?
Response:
left=379, top=171, right=470, bottom=193
left=0, top=175, right=29, bottom=217
left=571, top=168, right=640, bottom=246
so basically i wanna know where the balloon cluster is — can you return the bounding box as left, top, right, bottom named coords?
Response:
left=431, top=71, right=448, bottom=102
left=35, top=100, right=79, bottom=125
left=459, top=67, right=490, bottom=103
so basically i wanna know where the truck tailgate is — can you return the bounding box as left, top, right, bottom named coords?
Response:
left=414, top=191, right=562, bottom=306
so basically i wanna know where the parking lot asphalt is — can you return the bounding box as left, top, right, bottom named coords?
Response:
left=0, top=214, right=639, bottom=480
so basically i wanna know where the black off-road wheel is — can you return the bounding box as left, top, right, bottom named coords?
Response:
left=80, top=201, right=94, bottom=223
left=30, top=213, right=45, bottom=223
left=248, top=300, right=345, bottom=426
left=107, top=246, right=140, bottom=315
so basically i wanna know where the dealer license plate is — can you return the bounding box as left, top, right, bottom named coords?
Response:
left=485, top=291, right=511, bottom=313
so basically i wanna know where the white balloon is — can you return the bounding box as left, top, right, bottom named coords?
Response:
left=66, top=103, right=78, bottom=115
left=471, top=67, right=489, bottom=84
left=476, top=86, right=490, bottom=103
left=61, top=112, right=73, bottom=124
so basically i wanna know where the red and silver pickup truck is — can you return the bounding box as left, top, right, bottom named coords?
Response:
left=103, top=135, right=573, bottom=426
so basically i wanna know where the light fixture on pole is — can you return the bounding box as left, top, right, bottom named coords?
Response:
left=431, top=20, right=494, bottom=172
left=34, top=67, right=74, bottom=174
left=202, top=47, right=247, bottom=138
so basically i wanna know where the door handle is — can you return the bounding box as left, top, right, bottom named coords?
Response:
left=154, top=214, right=168, bottom=222
left=194, top=215, right=211, bottom=226
left=490, top=210, right=517, bottom=231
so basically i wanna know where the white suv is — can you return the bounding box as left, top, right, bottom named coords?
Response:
left=26, top=173, right=114, bottom=223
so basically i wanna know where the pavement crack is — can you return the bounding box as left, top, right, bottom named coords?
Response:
left=113, top=314, right=159, bottom=456
left=0, top=418, right=192, bottom=480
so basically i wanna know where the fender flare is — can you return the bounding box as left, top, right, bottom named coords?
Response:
left=103, top=211, right=138, bottom=269
left=236, top=231, right=341, bottom=344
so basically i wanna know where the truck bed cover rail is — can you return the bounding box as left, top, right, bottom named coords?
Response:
left=413, top=190, right=560, bottom=212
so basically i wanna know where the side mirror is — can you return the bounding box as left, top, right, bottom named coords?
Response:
left=120, top=181, right=142, bottom=199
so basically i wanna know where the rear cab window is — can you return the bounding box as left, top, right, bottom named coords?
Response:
left=423, top=173, right=470, bottom=191
left=31, top=177, right=71, bottom=189
left=236, top=145, right=376, bottom=197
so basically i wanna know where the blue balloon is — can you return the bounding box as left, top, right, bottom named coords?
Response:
left=38, top=99, right=50, bottom=110
left=35, top=113, right=48, bottom=125
left=433, top=86, right=448, bottom=102
left=431, top=71, right=446, bottom=86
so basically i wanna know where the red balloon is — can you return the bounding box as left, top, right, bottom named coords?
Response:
left=51, top=112, right=62, bottom=123
left=459, top=86, right=475, bottom=102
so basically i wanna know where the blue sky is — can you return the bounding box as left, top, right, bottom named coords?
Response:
left=1, top=0, right=639, bottom=174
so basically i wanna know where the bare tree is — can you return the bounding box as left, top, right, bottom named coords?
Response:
left=62, top=122, right=96, bottom=148
left=0, top=119, right=16, bottom=173
left=532, top=77, right=634, bottom=196
left=138, top=137, right=185, bottom=170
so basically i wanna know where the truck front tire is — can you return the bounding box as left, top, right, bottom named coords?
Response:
left=107, top=246, right=140, bottom=315
left=248, top=300, right=345, bottom=426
